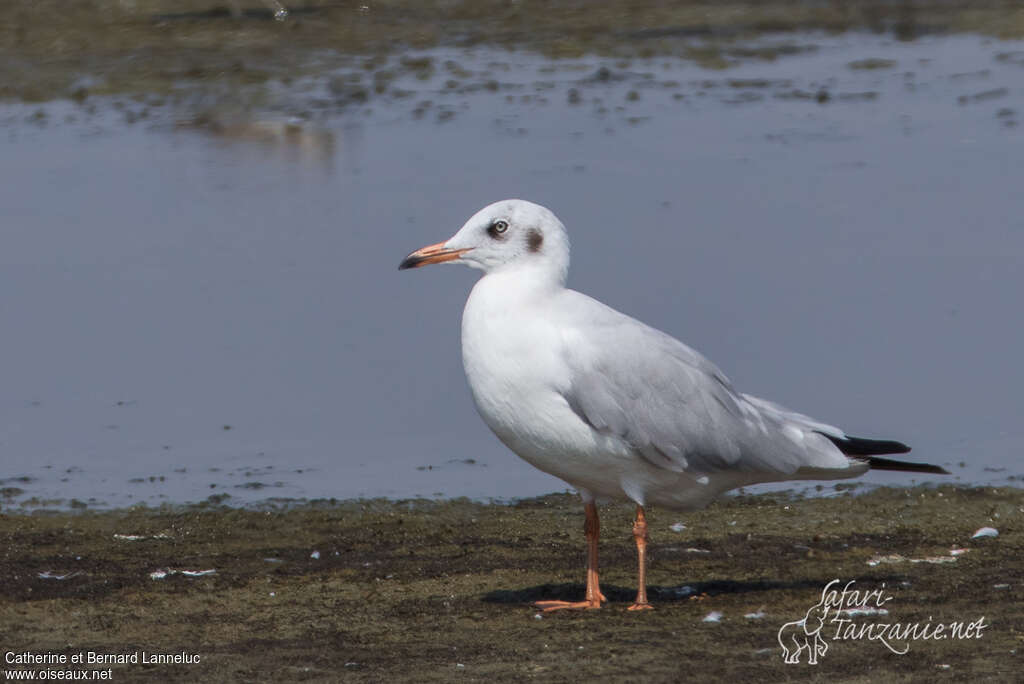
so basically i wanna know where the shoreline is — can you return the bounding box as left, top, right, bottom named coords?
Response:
left=3, top=475, right=998, bottom=515
left=4, top=1, right=1024, bottom=111
left=3, top=484, right=1020, bottom=680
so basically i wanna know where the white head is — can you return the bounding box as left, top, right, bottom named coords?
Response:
left=398, top=199, right=570, bottom=286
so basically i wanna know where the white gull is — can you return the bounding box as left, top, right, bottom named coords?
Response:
left=399, top=199, right=946, bottom=611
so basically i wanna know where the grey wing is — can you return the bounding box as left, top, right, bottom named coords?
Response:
left=556, top=295, right=849, bottom=475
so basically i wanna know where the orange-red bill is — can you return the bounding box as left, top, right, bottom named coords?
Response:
left=398, top=242, right=472, bottom=270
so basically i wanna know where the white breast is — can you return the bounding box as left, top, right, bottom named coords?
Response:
left=461, top=271, right=628, bottom=489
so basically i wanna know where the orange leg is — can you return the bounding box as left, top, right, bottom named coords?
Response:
left=535, top=501, right=604, bottom=612
left=628, top=505, right=654, bottom=611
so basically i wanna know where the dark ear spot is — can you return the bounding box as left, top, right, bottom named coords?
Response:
left=527, top=229, right=543, bottom=253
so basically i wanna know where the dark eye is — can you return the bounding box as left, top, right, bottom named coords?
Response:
left=488, top=220, right=509, bottom=238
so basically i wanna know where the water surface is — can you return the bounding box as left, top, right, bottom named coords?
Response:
left=2, top=33, right=1022, bottom=509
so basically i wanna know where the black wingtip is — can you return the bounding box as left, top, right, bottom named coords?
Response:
left=866, top=456, right=950, bottom=475
left=817, top=432, right=911, bottom=456
left=816, top=431, right=948, bottom=475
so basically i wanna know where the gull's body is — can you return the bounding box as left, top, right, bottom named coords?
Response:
left=463, top=269, right=862, bottom=511
left=400, top=199, right=946, bottom=611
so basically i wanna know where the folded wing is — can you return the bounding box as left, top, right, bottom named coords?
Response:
left=555, top=291, right=855, bottom=476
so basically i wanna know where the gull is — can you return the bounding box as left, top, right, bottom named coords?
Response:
left=399, top=199, right=947, bottom=612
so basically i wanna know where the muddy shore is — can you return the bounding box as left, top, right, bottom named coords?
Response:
left=2, top=485, right=1020, bottom=681
left=4, top=1, right=1024, bottom=110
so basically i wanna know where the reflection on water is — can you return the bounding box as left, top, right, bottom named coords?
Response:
left=1, top=33, right=1022, bottom=510
left=178, top=114, right=337, bottom=171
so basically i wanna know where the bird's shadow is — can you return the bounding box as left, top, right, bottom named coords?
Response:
left=482, top=575, right=906, bottom=606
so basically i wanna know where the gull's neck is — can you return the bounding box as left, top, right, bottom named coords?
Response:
left=463, top=263, right=564, bottom=330
left=483, top=260, right=565, bottom=298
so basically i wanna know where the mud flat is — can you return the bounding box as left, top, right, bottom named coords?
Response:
left=4, top=1, right=1024, bottom=108
left=2, top=485, right=1020, bottom=681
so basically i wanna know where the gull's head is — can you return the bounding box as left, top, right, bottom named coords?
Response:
left=399, top=199, right=570, bottom=284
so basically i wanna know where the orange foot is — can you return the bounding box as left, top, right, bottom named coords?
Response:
left=535, top=599, right=602, bottom=612
left=627, top=602, right=654, bottom=611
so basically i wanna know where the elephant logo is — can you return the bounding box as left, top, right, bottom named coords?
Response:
left=777, top=599, right=830, bottom=664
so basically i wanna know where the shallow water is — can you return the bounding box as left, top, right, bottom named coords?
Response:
left=2, top=33, right=1022, bottom=509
